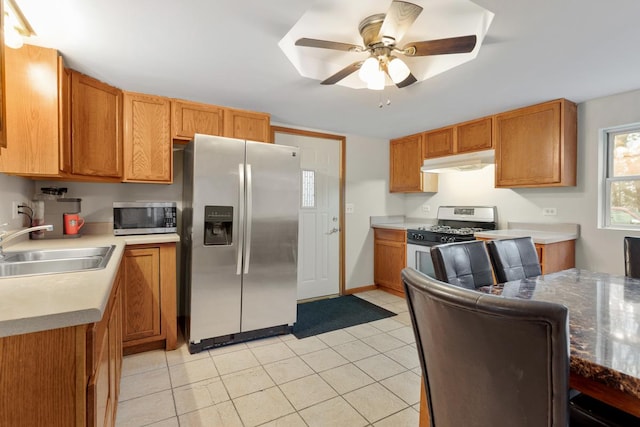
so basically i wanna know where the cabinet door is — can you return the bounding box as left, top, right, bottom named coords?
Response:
left=171, top=99, right=224, bottom=142
left=374, top=229, right=407, bottom=294
left=70, top=71, right=122, bottom=177
left=123, top=92, right=172, bottom=182
left=374, top=239, right=406, bottom=293
left=495, top=99, right=576, bottom=188
left=422, top=127, right=454, bottom=158
left=390, top=134, right=423, bottom=192
left=223, top=108, right=271, bottom=142
left=0, top=44, right=60, bottom=175
left=457, top=117, right=492, bottom=153
left=122, top=247, right=161, bottom=342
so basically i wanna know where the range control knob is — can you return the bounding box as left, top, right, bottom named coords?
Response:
left=447, top=237, right=456, bottom=243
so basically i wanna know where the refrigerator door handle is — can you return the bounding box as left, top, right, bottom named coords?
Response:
left=244, top=163, right=252, bottom=274
left=237, top=163, right=244, bottom=276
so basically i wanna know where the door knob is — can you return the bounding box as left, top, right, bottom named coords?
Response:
left=325, top=227, right=340, bottom=235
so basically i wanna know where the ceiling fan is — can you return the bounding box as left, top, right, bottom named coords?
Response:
left=294, top=0, right=477, bottom=89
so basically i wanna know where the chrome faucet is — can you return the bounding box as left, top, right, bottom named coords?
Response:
left=0, top=224, right=54, bottom=258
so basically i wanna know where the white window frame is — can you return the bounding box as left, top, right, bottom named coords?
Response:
left=599, top=122, right=640, bottom=230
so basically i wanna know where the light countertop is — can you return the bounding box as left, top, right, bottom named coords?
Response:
left=475, top=222, right=579, bottom=244
left=474, top=229, right=577, bottom=244
left=371, top=216, right=579, bottom=244
left=0, top=233, right=180, bottom=338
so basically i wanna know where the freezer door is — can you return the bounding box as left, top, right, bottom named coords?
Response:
left=242, top=141, right=300, bottom=332
left=189, top=134, right=246, bottom=343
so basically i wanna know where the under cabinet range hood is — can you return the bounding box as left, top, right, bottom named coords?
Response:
left=421, top=149, right=495, bottom=173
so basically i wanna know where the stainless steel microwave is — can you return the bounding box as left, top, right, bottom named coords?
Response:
left=113, top=201, right=177, bottom=235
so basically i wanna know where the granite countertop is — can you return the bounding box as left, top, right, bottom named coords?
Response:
left=0, top=233, right=180, bottom=338
left=487, top=269, right=640, bottom=403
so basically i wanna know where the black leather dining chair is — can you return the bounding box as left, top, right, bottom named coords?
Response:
left=624, top=236, right=640, bottom=278
left=486, top=236, right=542, bottom=283
left=430, top=240, right=494, bottom=289
left=401, top=267, right=632, bottom=427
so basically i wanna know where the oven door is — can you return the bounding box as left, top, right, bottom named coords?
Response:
left=406, top=243, right=436, bottom=278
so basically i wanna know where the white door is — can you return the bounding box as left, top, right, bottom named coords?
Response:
left=275, top=132, right=341, bottom=300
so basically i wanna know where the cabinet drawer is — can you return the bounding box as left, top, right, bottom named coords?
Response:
left=374, top=228, right=406, bottom=242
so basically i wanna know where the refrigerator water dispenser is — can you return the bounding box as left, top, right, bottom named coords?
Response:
left=204, top=206, right=232, bottom=245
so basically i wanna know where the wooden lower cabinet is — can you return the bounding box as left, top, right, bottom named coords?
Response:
left=535, top=240, right=576, bottom=274
left=122, top=243, right=177, bottom=354
left=374, top=228, right=407, bottom=296
left=477, top=237, right=575, bottom=274
left=0, top=266, right=123, bottom=427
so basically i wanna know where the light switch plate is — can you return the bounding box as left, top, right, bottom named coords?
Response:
left=346, top=203, right=354, bottom=214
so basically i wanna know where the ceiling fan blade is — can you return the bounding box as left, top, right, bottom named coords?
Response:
left=379, top=1, right=423, bottom=43
left=403, top=35, right=477, bottom=56
left=395, top=72, right=417, bottom=88
left=321, top=61, right=363, bottom=85
left=295, top=38, right=363, bottom=52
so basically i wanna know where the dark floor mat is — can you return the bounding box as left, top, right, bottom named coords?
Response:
left=292, top=294, right=397, bottom=339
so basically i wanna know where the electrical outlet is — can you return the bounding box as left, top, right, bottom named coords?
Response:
left=542, top=207, right=557, bottom=216
left=12, top=201, right=20, bottom=220
left=422, top=205, right=431, bottom=213
left=345, top=203, right=354, bottom=214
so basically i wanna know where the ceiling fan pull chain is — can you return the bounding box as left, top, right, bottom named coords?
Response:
left=378, top=93, right=392, bottom=108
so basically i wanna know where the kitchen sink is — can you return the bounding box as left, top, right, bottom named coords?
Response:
left=0, top=245, right=116, bottom=278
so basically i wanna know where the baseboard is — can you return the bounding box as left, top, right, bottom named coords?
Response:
left=343, top=284, right=378, bottom=295
left=378, top=285, right=405, bottom=298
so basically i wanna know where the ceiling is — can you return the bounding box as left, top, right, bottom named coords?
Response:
left=19, top=0, right=640, bottom=140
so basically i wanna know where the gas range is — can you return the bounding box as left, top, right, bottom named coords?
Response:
left=407, top=206, right=497, bottom=246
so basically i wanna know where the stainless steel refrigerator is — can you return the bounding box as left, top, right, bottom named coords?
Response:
left=182, top=134, right=300, bottom=353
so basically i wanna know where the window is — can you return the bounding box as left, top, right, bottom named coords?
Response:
left=602, top=124, right=640, bottom=229
left=301, top=169, right=315, bottom=208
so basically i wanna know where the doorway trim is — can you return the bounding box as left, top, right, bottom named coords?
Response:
left=271, top=126, right=346, bottom=296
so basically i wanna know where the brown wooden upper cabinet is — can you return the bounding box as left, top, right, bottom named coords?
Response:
left=224, top=108, right=271, bottom=143
left=0, top=44, right=62, bottom=176
left=457, top=116, right=493, bottom=153
left=422, top=117, right=493, bottom=159
left=0, top=44, right=123, bottom=181
left=122, top=92, right=172, bottom=183
left=390, top=133, right=438, bottom=193
left=172, top=100, right=271, bottom=144
left=422, top=127, right=454, bottom=158
left=171, top=99, right=224, bottom=142
left=494, top=98, right=576, bottom=188
left=68, top=70, right=122, bottom=178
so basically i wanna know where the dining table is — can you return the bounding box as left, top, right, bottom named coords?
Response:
left=418, top=268, right=640, bottom=426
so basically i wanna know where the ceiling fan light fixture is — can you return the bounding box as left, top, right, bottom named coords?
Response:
left=358, top=56, right=380, bottom=83
left=3, top=0, right=35, bottom=49
left=4, top=24, right=23, bottom=49
left=387, top=57, right=410, bottom=84
left=366, top=68, right=385, bottom=90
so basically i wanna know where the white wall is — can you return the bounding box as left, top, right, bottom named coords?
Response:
left=404, top=88, right=640, bottom=274
left=345, top=133, right=404, bottom=289
left=0, top=174, right=35, bottom=229
left=37, top=150, right=184, bottom=224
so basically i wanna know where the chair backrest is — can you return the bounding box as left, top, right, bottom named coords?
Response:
left=486, top=237, right=542, bottom=283
left=401, top=267, right=570, bottom=427
left=624, top=236, right=640, bottom=278
left=430, top=240, right=494, bottom=289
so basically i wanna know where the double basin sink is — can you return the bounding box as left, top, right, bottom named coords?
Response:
left=0, top=245, right=116, bottom=278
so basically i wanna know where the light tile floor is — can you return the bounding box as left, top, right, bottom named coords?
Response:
left=116, top=290, right=421, bottom=427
